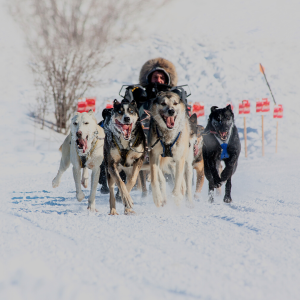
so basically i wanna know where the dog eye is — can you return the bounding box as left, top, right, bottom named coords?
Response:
left=161, top=102, right=166, bottom=106
left=118, top=110, right=122, bottom=114
left=84, top=122, right=89, bottom=125
left=73, top=122, right=77, bottom=125
left=174, top=102, right=178, bottom=106
left=130, top=110, right=134, bottom=114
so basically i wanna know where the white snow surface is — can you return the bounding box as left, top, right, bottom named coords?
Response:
left=1, top=0, right=300, bottom=299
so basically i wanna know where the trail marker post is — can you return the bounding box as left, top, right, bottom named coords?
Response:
left=256, top=98, right=270, bottom=156
left=239, top=100, right=250, bottom=158
left=273, top=104, right=283, bottom=153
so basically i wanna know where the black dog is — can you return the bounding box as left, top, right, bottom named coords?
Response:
left=202, top=105, right=241, bottom=203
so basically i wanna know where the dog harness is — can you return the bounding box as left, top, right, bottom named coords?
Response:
left=220, top=143, right=229, bottom=160
left=112, top=131, right=142, bottom=165
left=213, top=124, right=233, bottom=160
left=78, top=138, right=99, bottom=168
left=155, top=126, right=181, bottom=158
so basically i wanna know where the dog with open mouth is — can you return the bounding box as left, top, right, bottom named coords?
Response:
left=52, top=110, right=105, bottom=211
left=148, top=91, right=194, bottom=207
left=103, top=99, right=146, bottom=215
left=202, top=105, right=241, bottom=203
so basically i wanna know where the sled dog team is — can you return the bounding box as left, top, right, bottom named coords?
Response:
left=52, top=58, right=241, bottom=214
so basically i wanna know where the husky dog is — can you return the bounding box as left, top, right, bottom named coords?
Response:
left=149, top=91, right=194, bottom=206
left=188, top=114, right=206, bottom=197
left=104, top=99, right=146, bottom=215
left=203, top=105, right=241, bottom=203
left=52, top=110, right=105, bottom=211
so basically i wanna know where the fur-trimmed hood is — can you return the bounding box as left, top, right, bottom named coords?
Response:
left=139, top=57, right=178, bottom=87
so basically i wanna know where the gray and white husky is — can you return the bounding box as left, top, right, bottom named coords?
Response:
left=103, top=100, right=146, bottom=215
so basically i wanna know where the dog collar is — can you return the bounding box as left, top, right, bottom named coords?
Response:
left=156, top=126, right=181, bottom=157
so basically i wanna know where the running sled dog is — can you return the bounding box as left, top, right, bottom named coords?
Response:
left=104, top=99, right=146, bottom=215
left=202, top=105, right=241, bottom=203
left=149, top=91, right=194, bottom=207
left=52, top=110, right=105, bottom=211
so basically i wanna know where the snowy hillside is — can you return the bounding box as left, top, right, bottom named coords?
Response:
left=1, top=0, right=300, bottom=299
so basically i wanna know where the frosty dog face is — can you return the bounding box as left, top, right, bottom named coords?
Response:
left=153, top=91, right=185, bottom=130
left=209, top=105, right=234, bottom=141
left=71, top=110, right=98, bottom=155
left=112, top=100, right=139, bottom=140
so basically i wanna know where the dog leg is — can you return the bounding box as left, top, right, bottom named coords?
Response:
left=150, top=153, right=164, bottom=207
left=126, top=158, right=143, bottom=193
left=140, top=171, right=148, bottom=197
left=52, top=136, right=71, bottom=188
left=107, top=172, right=118, bottom=215
left=87, top=166, right=100, bottom=212
left=108, top=163, right=134, bottom=213
left=81, top=167, right=89, bottom=188
left=73, top=166, right=85, bottom=202
left=158, top=168, right=167, bottom=205
left=194, top=161, right=205, bottom=198
left=223, top=177, right=232, bottom=203
left=216, top=161, right=223, bottom=196
left=185, top=161, right=194, bottom=207
left=172, top=157, right=185, bottom=205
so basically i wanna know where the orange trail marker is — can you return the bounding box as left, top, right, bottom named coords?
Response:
left=259, top=63, right=276, bottom=105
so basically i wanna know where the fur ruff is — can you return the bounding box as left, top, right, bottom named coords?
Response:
left=139, top=57, right=178, bottom=87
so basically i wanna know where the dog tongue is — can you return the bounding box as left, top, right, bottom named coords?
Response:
left=166, top=116, right=175, bottom=128
left=122, top=124, right=131, bottom=138
left=194, top=144, right=199, bottom=156
left=77, top=139, right=88, bottom=153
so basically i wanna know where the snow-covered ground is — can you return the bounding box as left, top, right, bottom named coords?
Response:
left=1, top=0, right=300, bottom=299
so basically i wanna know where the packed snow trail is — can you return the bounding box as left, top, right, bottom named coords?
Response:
left=1, top=154, right=300, bottom=300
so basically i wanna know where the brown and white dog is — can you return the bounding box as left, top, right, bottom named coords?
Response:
left=149, top=91, right=194, bottom=207
left=52, top=110, right=105, bottom=211
left=103, top=100, right=146, bottom=215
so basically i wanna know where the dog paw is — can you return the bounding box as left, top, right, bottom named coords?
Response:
left=152, top=196, right=163, bottom=207
left=76, top=191, right=85, bottom=202
left=172, top=192, right=183, bottom=206
left=52, top=178, right=60, bottom=188
left=208, top=191, right=214, bottom=203
left=124, top=208, right=136, bottom=215
left=213, top=178, right=222, bottom=188
left=122, top=193, right=134, bottom=209
left=223, top=195, right=232, bottom=203
left=194, top=193, right=201, bottom=201
left=87, top=206, right=98, bottom=212
left=109, top=208, right=119, bottom=215
left=81, top=178, right=88, bottom=188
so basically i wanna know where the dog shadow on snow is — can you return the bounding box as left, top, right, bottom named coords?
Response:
left=11, top=188, right=150, bottom=216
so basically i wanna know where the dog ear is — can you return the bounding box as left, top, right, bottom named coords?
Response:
left=211, top=106, right=218, bottom=112
left=189, top=113, right=198, bottom=135
left=87, top=109, right=94, bottom=115
left=130, top=100, right=137, bottom=107
left=113, top=99, right=120, bottom=108
left=226, top=104, right=232, bottom=111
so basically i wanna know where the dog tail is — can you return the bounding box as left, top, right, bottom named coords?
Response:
left=59, top=145, right=62, bottom=152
